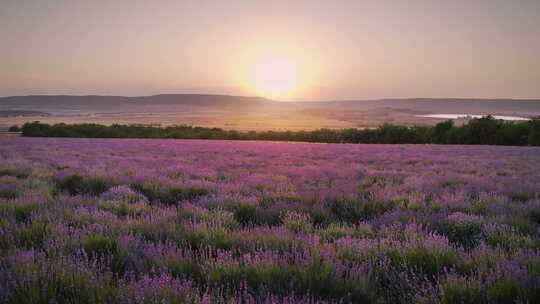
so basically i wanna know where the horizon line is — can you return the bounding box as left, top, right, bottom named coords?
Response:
left=2, top=93, right=540, bottom=103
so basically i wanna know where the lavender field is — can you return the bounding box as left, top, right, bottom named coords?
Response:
left=1, top=138, right=540, bottom=303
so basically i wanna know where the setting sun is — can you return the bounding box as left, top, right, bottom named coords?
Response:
left=249, top=57, right=302, bottom=99
left=236, top=44, right=315, bottom=100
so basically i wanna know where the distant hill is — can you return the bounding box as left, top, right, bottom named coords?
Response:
left=0, top=110, right=50, bottom=117
left=2, top=94, right=538, bottom=116
left=0, top=94, right=273, bottom=114
left=303, top=98, right=540, bottom=116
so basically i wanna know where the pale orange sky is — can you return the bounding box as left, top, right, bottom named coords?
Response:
left=1, top=0, right=539, bottom=100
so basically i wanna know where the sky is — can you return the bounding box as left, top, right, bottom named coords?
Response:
left=1, top=0, right=539, bottom=101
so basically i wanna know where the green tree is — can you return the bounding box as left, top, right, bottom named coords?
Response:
left=528, top=117, right=540, bottom=146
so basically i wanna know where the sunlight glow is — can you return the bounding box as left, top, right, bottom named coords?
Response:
left=236, top=44, right=316, bottom=100
left=250, top=57, right=302, bottom=99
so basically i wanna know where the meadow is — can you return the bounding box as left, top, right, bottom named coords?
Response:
left=1, top=138, right=540, bottom=303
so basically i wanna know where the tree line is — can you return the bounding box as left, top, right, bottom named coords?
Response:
left=17, top=116, right=540, bottom=146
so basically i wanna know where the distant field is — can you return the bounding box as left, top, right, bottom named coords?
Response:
left=0, top=108, right=436, bottom=131
left=0, top=131, right=21, bottom=138
left=2, top=95, right=539, bottom=131
left=0, top=109, right=524, bottom=131
left=0, top=110, right=360, bottom=131
left=1, top=138, right=539, bottom=303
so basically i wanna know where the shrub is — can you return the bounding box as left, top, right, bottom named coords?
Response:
left=505, top=216, right=536, bottom=235
left=227, top=203, right=263, bottom=226
left=292, top=258, right=375, bottom=302
left=282, top=211, right=313, bottom=233
left=19, top=221, right=50, bottom=248
left=509, top=192, right=533, bottom=202
left=371, top=261, right=419, bottom=303
left=13, top=203, right=38, bottom=222
left=83, top=176, right=113, bottom=196
left=309, top=207, right=332, bottom=227
left=398, top=246, right=459, bottom=276
left=55, top=174, right=86, bottom=195
left=167, top=258, right=203, bottom=282
left=99, top=185, right=147, bottom=203
left=8, top=125, right=20, bottom=132
left=131, top=182, right=208, bottom=205
left=440, top=277, right=486, bottom=304
left=98, top=201, right=149, bottom=217
left=471, top=200, right=488, bottom=215
left=0, top=186, right=20, bottom=200
left=527, top=208, right=540, bottom=224
left=484, top=225, right=537, bottom=251
left=242, top=264, right=297, bottom=292
left=320, top=223, right=374, bottom=241
left=2, top=254, right=116, bottom=303
left=437, top=212, right=484, bottom=249
left=486, top=278, right=521, bottom=304
left=81, top=233, right=117, bottom=256
left=206, top=263, right=244, bottom=288
left=203, top=257, right=375, bottom=303
left=0, top=168, right=29, bottom=179
left=56, top=174, right=114, bottom=196
left=117, top=273, right=198, bottom=303
left=528, top=117, right=540, bottom=146
left=327, top=197, right=394, bottom=223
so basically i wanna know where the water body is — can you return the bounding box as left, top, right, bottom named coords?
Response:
left=416, top=114, right=530, bottom=121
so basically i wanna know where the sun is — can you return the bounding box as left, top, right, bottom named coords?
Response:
left=249, top=57, right=302, bottom=99
left=236, top=45, right=315, bottom=100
